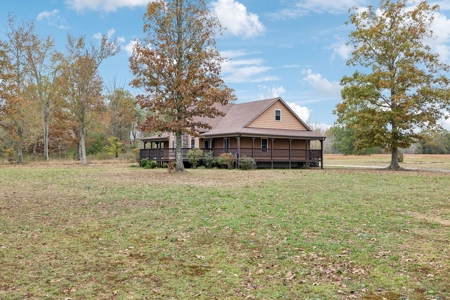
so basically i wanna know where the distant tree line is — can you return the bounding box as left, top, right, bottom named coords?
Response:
left=318, top=126, right=450, bottom=155
left=0, top=16, right=146, bottom=163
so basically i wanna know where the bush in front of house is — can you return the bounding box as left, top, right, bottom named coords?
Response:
left=146, top=160, right=158, bottom=169
left=203, top=151, right=214, bottom=168
left=141, top=158, right=157, bottom=169
left=140, top=158, right=149, bottom=168
left=187, top=148, right=203, bottom=169
left=218, top=153, right=235, bottom=169
left=239, top=156, right=256, bottom=170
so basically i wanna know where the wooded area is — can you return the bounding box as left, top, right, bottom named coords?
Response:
left=0, top=16, right=144, bottom=163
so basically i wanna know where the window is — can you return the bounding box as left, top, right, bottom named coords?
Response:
left=191, top=138, right=195, bottom=148
left=275, top=109, right=281, bottom=121
left=224, top=138, right=230, bottom=151
left=172, top=139, right=176, bottom=148
left=204, top=140, right=209, bottom=149
left=261, top=138, right=268, bottom=153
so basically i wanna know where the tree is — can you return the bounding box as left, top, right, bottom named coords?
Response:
left=335, top=0, right=450, bottom=169
left=130, top=0, right=235, bottom=172
left=60, top=34, right=119, bottom=165
left=25, top=29, right=59, bottom=161
left=417, top=129, right=450, bottom=154
left=1, top=16, right=35, bottom=163
left=330, top=126, right=381, bottom=155
left=105, top=81, right=135, bottom=143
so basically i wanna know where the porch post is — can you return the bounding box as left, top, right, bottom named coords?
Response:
left=306, top=140, right=309, bottom=169
left=236, top=136, right=241, bottom=169
left=320, top=139, right=324, bottom=169
left=143, top=142, right=147, bottom=150
left=288, top=139, right=292, bottom=169
left=209, top=139, right=213, bottom=150
left=271, top=138, right=275, bottom=169
left=251, top=137, right=255, bottom=158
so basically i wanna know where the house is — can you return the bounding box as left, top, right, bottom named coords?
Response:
left=140, top=97, right=326, bottom=168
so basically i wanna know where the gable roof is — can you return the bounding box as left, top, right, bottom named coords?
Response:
left=201, top=98, right=325, bottom=140
left=142, top=97, right=326, bottom=141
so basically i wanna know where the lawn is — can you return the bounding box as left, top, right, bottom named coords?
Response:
left=1, top=159, right=449, bottom=299
left=324, top=154, right=450, bottom=171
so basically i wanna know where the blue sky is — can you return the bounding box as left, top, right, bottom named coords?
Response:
left=2, top=0, right=450, bottom=129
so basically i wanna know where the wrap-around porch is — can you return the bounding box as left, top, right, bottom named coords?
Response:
left=140, top=136, right=324, bottom=169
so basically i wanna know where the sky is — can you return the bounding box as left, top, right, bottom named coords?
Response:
left=2, top=0, right=450, bottom=129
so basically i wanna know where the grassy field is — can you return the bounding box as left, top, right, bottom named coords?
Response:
left=324, top=154, right=450, bottom=171
left=1, top=158, right=449, bottom=299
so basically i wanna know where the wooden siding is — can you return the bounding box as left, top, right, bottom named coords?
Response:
left=167, top=133, right=200, bottom=149
left=246, top=100, right=308, bottom=130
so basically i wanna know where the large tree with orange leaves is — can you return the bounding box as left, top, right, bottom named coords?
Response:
left=130, top=0, right=235, bottom=172
left=336, top=0, right=450, bottom=169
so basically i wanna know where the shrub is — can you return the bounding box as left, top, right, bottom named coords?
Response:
left=140, top=158, right=149, bottom=168
left=213, top=156, right=221, bottom=168
left=144, top=160, right=158, bottom=169
left=187, top=148, right=203, bottom=169
left=104, top=136, right=123, bottom=158
left=398, top=152, right=404, bottom=163
left=203, top=151, right=214, bottom=168
left=218, top=153, right=235, bottom=169
left=239, top=156, right=256, bottom=170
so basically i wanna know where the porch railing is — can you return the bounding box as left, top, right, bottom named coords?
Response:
left=140, top=148, right=322, bottom=163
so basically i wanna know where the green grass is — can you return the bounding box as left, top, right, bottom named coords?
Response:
left=325, top=153, right=450, bottom=171
left=1, top=162, right=449, bottom=299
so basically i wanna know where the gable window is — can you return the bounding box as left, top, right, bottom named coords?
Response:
left=191, top=138, right=195, bottom=148
left=261, top=138, right=268, bottom=153
left=275, top=109, right=281, bottom=121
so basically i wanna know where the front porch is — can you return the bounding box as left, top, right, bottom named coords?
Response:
left=139, top=147, right=323, bottom=169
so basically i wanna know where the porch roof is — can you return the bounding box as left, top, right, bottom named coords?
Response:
left=202, top=127, right=325, bottom=140
left=142, top=133, right=169, bottom=142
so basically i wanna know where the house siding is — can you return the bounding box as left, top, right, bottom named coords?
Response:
left=246, top=101, right=308, bottom=131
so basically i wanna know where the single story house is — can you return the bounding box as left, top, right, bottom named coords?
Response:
left=140, top=97, right=326, bottom=168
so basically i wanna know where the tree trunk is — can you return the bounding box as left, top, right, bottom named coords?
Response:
left=43, top=123, right=49, bottom=161
left=175, top=130, right=185, bottom=172
left=389, top=148, right=400, bottom=169
left=17, top=127, right=23, bottom=163
left=80, top=126, right=88, bottom=165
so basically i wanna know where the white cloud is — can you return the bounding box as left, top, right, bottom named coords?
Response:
left=295, top=0, right=368, bottom=15
left=37, top=9, right=59, bottom=21
left=93, top=32, right=102, bottom=40
left=330, top=43, right=352, bottom=60
left=210, top=0, right=265, bottom=38
left=124, top=40, right=139, bottom=56
left=117, top=36, right=126, bottom=43
left=259, top=85, right=286, bottom=98
left=425, top=12, right=450, bottom=62
left=286, top=102, right=311, bottom=122
left=36, top=9, right=68, bottom=29
left=221, top=50, right=278, bottom=83
left=302, top=69, right=342, bottom=97
left=65, top=0, right=150, bottom=13
left=272, top=0, right=367, bottom=19
left=93, top=28, right=116, bottom=40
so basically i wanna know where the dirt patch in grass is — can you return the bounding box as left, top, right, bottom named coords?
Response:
left=408, top=211, right=450, bottom=226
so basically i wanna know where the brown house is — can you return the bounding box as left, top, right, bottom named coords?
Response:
left=140, top=97, right=326, bottom=168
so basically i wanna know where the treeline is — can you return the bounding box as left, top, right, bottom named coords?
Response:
left=322, top=126, right=450, bottom=155
left=0, top=16, right=145, bottom=163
